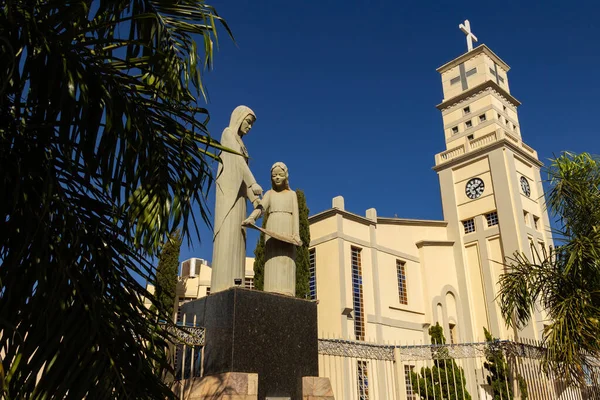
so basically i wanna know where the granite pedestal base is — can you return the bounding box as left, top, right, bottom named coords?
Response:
left=181, top=287, right=319, bottom=400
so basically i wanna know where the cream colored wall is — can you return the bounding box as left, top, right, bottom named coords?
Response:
left=310, top=216, right=338, bottom=239
left=376, top=223, right=447, bottom=258
left=313, top=239, right=343, bottom=337
left=309, top=205, right=466, bottom=346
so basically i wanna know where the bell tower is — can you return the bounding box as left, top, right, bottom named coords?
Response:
left=434, top=21, right=553, bottom=341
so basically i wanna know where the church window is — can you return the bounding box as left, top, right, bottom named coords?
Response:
left=523, top=211, right=530, bottom=226
left=452, top=126, right=459, bottom=134
left=309, top=248, right=317, bottom=300
left=486, top=211, right=499, bottom=227
left=479, top=113, right=487, bottom=122
left=351, top=247, right=365, bottom=341
left=404, top=365, right=415, bottom=398
left=533, top=216, right=540, bottom=230
left=465, top=120, right=473, bottom=129
left=462, top=218, right=475, bottom=234
left=357, top=360, right=369, bottom=400
left=449, top=323, right=457, bottom=344
left=244, top=277, right=254, bottom=290
left=396, top=260, right=408, bottom=305
left=463, top=106, right=470, bottom=114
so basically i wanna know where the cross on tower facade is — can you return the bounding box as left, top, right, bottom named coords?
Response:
left=459, top=19, right=478, bottom=52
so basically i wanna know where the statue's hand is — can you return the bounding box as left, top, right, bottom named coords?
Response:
left=250, top=183, right=263, bottom=197
left=242, top=217, right=255, bottom=226
left=292, top=234, right=302, bottom=246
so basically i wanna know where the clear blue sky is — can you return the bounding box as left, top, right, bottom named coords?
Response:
left=179, top=0, right=600, bottom=263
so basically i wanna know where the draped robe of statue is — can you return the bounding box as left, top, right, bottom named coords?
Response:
left=261, top=188, right=300, bottom=296
left=211, top=106, right=259, bottom=293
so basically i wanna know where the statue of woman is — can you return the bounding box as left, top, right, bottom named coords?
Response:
left=243, top=162, right=300, bottom=297
left=211, top=106, right=263, bottom=293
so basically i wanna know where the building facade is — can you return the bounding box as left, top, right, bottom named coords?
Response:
left=309, top=43, right=551, bottom=347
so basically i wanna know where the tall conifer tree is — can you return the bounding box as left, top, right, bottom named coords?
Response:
left=153, top=231, right=182, bottom=320
left=253, top=213, right=268, bottom=291
left=410, top=323, right=472, bottom=400
left=295, top=189, right=311, bottom=299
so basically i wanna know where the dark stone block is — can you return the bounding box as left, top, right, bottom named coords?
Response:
left=181, top=287, right=318, bottom=400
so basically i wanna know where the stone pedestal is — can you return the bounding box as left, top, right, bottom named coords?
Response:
left=175, top=372, right=258, bottom=400
left=302, top=377, right=334, bottom=400
left=181, top=288, right=319, bottom=400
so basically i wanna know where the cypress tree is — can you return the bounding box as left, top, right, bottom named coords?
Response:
left=253, top=213, right=268, bottom=291
left=152, top=230, right=182, bottom=321
left=483, top=327, right=515, bottom=400
left=410, top=323, right=472, bottom=400
left=295, top=189, right=311, bottom=299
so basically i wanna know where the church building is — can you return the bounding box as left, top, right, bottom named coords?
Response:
left=309, top=38, right=552, bottom=346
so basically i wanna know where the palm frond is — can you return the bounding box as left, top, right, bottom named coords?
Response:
left=0, top=0, right=233, bottom=398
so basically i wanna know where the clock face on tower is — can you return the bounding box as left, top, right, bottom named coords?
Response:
left=465, top=177, right=485, bottom=199
left=520, top=176, right=531, bottom=197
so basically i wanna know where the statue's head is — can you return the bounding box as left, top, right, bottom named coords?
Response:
left=239, top=114, right=256, bottom=136
left=271, top=162, right=289, bottom=191
left=229, top=105, right=256, bottom=137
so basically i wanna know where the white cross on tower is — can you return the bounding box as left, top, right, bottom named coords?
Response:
left=459, top=19, right=478, bottom=52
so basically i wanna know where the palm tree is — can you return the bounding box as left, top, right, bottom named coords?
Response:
left=499, top=152, right=600, bottom=385
left=0, top=0, right=231, bottom=398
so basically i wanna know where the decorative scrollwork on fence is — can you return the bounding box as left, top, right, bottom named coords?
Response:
left=318, top=338, right=395, bottom=361
left=164, top=324, right=205, bottom=346
left=397, top=342, right=491, bottom=361
left=318, top=338, right=596, bottom=364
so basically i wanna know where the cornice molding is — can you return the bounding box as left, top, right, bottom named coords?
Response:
left=437, top=81, right=520, bottom=111
left=415, top=240, right=455, bottom=248
left=437, top=44, right=511, bottom=74
left=433, top=139, right=544, bottom=172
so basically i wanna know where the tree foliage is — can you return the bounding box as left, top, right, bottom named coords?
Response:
left=0, top=0, right=230, bottom=398
left=153, top=230, right=183, bottom=320
left=253, top=212, right=268, bottom=291
left=410, top=323, right=472, bottom=400
left=295, top=189, right=311, bottom=299
left=499, top=152, right=600, bottom=384
left=483, top=327, right=514, bottom=400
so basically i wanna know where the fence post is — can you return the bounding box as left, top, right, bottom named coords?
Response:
left=393, top=347, right=407, bottom=400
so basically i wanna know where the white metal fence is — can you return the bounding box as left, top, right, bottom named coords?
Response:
left=318, top=337, right=600, bottom=400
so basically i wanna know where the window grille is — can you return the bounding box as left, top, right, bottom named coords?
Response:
left=244, top=277, right=254, bottom=290
left=486, top=211, right=499, bottom=227
left=357, top=360, right=369, bottom=400
left=309, top=249, right=317, bottom=300
left=351, top=247, right=365, bottom=341
left=396, top=260, right=408, bottom=305
left=462, top=219, right=475, bottom=234
left=449, top=323, right=457, bottom=344
left=404, top=365, right=415, bottom=398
